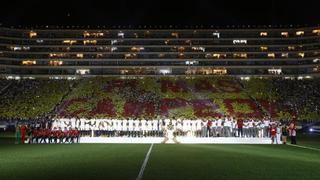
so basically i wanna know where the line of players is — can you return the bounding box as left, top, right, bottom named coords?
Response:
left=30, top=127, right=80, bottom=144
left=54, top=117, right=279, bottom=138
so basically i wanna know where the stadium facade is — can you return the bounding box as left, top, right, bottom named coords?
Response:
left=0, top=25, right=320, bottom=79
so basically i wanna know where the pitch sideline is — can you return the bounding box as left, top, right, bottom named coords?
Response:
left=136, top=143, right=154, bottom=180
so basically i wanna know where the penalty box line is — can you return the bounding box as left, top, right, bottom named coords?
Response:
left=136, top=143, right=154, bottom=180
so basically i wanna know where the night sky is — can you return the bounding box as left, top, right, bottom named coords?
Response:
left=0, top=0, right=319, bottom=27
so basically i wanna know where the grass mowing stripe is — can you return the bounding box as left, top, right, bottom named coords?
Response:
left=136, top=143, right=154, bottom=180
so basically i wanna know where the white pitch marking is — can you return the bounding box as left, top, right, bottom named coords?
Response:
left=287, top=144, right=320, bottom=151
left=136, top=143, right=154, bottom=180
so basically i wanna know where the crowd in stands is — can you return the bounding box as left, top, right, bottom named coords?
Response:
left=0, top=77, right=319, bottom=123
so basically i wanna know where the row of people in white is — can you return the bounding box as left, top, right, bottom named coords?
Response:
left=53, top=118, right=278, bottom=138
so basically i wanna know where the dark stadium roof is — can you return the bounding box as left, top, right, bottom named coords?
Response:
left=0, top=0, right=319, bottom=27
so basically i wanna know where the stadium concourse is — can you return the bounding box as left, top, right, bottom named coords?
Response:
left=1, top=76, right=318, bottom=144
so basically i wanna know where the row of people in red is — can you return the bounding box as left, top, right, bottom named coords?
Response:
left=30, top=127, right=80, bottom=144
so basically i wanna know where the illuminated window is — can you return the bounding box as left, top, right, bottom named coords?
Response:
left=178, top=53, right=184, bottom=59
left=76, top=54, right=84, bottom=58
left=233, top=53, right=247, bottom=58
left=191, top=47, right=205, bottom=52
left=83, top=31, right=104, bottom=38
left=49, top=53, right=65, bottom=58
left=144, top=31, right=150, bottom=37
left=313, top=58, right=320, bottom=63
left=313, top=66, right=320, bottom=72
left=213, top=68, right=227, bottom=75
left=36, top=39, right=44, bottom=43
left=215, top=53, right=226, bottom=59
left=22, top=60, right=36, bottom=65
left=312, top=29, right=320, bottom=35
left=76, top=69, right=90, bottom=75
left=83, top=40, right=97, bottom=45
left=120, top=69, right=129, bottom=75
left=131, top=47, right=144, bottom=52
left=124, top=53, right=137, bottom=59
left=212, top=32, right=220, bottom=38
left=296, top=31, right=304, bottom=36
left=233, top=39, right=247, bottom=44
left=260, top=32, right=268, bottom=37
left=298, top=52, right=305, bottom=58
left=288, top=46, right=295, bottom=51
left=22, top=46, right=30, bottom=51
left=281, top=53, right=289, bottom=58
left=49, top=60, right=63, bottom=66
left=133, top=33, right=139, bottom=38
left=111, top=40, right=118, bottom=45
left=164, top=40, right=170, bottom=45
left=111, top=47, right=117, bottom=52
left=281, top=32, right=289, bottom=37
left=63, top=40, right=77, bottom=45
left=159, top=68, right=171, bottom=75
left=268, top=68, right=282, bottom=75
left=158, top=53, right=165, bottom=58
left=178, top=47, right=185, bottom=52
left=260, top=46, right=268, bottom=51
left=10, top=46, right=22, bottom=51
left=171, top=32, right=179, bottom=38
left=96, top=54, right=103, bottom=58
left=268, top=53, right=275, bottom=58
left=185, top=61, right=198, bottom=65
left=118, top=32, right=125, bottom=38
left=29, top=31, right=37, bottom=38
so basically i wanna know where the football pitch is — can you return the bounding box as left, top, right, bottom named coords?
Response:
left=0, top=135, right=319, bottom=180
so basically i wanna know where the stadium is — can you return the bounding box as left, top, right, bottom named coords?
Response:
left=0, top=0, right=319, bottom=180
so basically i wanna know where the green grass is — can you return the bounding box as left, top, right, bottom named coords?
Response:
left=0, top=133, right=319, bottom=180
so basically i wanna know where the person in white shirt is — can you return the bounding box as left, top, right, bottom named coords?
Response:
left=141, top=118, right=147, bottom=137
left=264, top=118, right=270, bottom=137
left=172, top=119, right=177, bottom=132
left=196, top=119, right=202, bottom=137
left=216, top=118, right=222, bottom=137
left=243, top=120, right=249, bottom=138
left=134, top=119, right=140, bottom=137
left=248, top=119, right=254, bottom=138
left=231, top=119, right=237, bottom=137
left=190, top=120, right=196, bottom=137
left=253, top=120, right=259, bottom=138
left=276, top=123, right=282, bottom=144
left=176, top=118, right=182, bottom=136
left=128, top=119, right=134, bottom=137
left=211, top=119, right=217, bottom=137
left=224, top=118, right=232, bottom=137
left=122, top=119, right=128, bottom=137
left=152, top=119, right=159, bottom=137
left=146, top=120, right=152, bottom=137
left=259, top=120, right=264, bottom=138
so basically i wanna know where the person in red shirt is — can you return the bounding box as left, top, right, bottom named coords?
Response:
left=57, top=127, right=63, bottom=143
left=20, top=125, right=27, bottom=144
left=75, top=128, right=80, bottom=143
left=70, top=129, right=75, bottom=143
left=49, top=128, right=55, bottom=144
left=63, top=127, right=69, bottom=143
left=39, top=128, right=45, bottom=143
left=32, top=128, right=38, bottom=144
left=237, top=119, right=243, bottom=137
left=270, top=124, right=277, bottom=144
